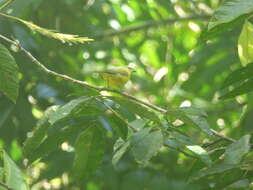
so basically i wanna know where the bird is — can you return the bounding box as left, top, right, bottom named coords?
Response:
left=99, top=66, right=135, bottom=89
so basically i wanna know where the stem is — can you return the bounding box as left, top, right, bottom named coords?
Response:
left=95, top=15, right=210, bottom=38
left=0, top=0, right=14, bottom=11
left=0, top=34, right=240, bottom=148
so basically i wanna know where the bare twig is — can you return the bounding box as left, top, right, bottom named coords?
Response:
left=0, top=182, right=14, bottom=190
left=95, top=15, right=210, bottom=38
left=210, top=129, right=236, bottom=143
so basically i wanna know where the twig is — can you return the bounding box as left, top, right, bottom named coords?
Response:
left=0, top=0, right=14, bottom=11
left=0, top=182, right=14, bottom=190
left=164, top=144, right=198, bottom=159
left=210, top=129, right=236, bottom=143
left=95, top=15, right=210, bottom=38
left=0, top=34, right=166, bottom=113
left=0, top=34, right=241, bottom=150
left=208, top=147, right=226, bottom=155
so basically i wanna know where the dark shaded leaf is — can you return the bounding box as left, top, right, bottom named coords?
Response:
left=221, top=63, right=253, bottom=88
left=0, top=44, right=19, bottom=103
left=171, top=132, right=212, bottom=166
left=219, top=78, right=253, bottom=99
left=130, top=128, right=163, bottom=165
left=189, top=163, right=239, bottom=182
left=110, top=97, right=161, bottom=123
left=73, top=125, right=105, bottom=180
left=223, top=135, right=250, bottom=164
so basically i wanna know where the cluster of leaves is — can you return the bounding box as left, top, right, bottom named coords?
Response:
left=1, top=0, right=253, bottom=189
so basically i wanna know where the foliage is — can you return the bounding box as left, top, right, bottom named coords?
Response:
left=1, top=0, right=253, bottom=189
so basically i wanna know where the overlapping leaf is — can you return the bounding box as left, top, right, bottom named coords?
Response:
left=0, top=44, right=19, bottom=103
left=73, top=125, right=105, bottom=180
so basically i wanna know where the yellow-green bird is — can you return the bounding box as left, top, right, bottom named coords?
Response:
left=99, top=66, right=135, bottom=89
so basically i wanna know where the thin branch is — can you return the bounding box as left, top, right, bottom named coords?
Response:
left=208, top=147, right=226, bottom=155
left=0, top=182, right=14, bottom=190
left=0, top=34, right=241, bottom=149
left=0, top=34, right=165, bottom=113
left=210, top=129, right=236, bottom=143
left=0, top=0, right=14, bottom=11
left=95, top=15, right=210, bottom=38
left=164, top=144, right=198, bottom=159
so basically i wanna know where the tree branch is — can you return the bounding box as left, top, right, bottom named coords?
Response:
left=0, top=34, right=166, bottom=113
left=0, top=182, right=14, bottom=190
left=0, top=34, right=239, bottom=150
left=0, top=0, right=14, bottom=11
left=95, top=15, right=210, bottom=39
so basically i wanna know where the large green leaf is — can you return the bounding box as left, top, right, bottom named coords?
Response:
left=171, top=131, right=212, bottom=166
left=238, top=21, right=253, bottom=66
left=219, top=78, right=253, bottom=99
left=226, top=179, right=250, bottom=189
left=223, top=135, right=250, bottom=164
left=0, top=44, right=19, bottom=103
left=110, top=97, right=161, bottom=123
left=189, top=163, right=239, bottom=182
left=73, top=125, right=105, bottom=180
left=167, top=108, right=212, bottom=136
left=48, top=96, right=94, bottom=124
left=23, top=106, right=57, bottom=160
left=208, top=0, right=253, bottom=31
left=221, top=63, right=253, bottom=88
left=112, top=138, right=130, bottom=167
left=2, top=151, right=29, bottom=190
left=130, top=128, right=163, bottom=165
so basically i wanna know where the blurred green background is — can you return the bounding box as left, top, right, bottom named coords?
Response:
left=1, top=0, right=252, bottom=189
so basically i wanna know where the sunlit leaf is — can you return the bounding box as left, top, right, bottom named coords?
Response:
left=0, top=44, right=19, bottom=103
left=112, top=138, right=130, bottom=167
left=223, top=135, right=250, bottom=164
left=130, top=128, right=163, bottom=165
left=238, top=21, right=253, bottom=66
left=208, top=0, right=253, bottom=31
left=73, top=125, right=105, bottom=180
left=48, top=96, right=94, bottom=124
left=2, top=151, right=30, bottom=190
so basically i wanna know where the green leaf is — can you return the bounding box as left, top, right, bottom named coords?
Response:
left=110, top=97, right=161, bottom=123
left=238, top=21, right=253, bottom=66
left=27, top=123, right=87, bottom=163
left=48, top=96, right=96, bottom=124
left=189, top=163, right=239, bottom=182
left=226, top=179, right=250, bottom=189
left=112, top=138, right=130, bottom=167
left=221, top=63, right=253, bottom=88
left=219, top=78, right=253, bottom=99
left=23, top=106, right=57, bottom=160
left=223, top=135, right=250, bottom=164
left=208, top=0, right=253, bottom=31
left=129, top=118, right=148, bottom=130
left=167, top=109, right=213, bottom=136
left=173, top=107, right=207, bottom=117
left=130, top=128, right=163, bottom=165
left=2, top=151, right=30, bottom=190
left=171, top=132, right=212, bottom=166
left=73, top=125, right=105, bottom=180
left=0, top=44, right=19, bottom=103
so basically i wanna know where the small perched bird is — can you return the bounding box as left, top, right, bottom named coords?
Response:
left=99, top=66, right=135, bottom=89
